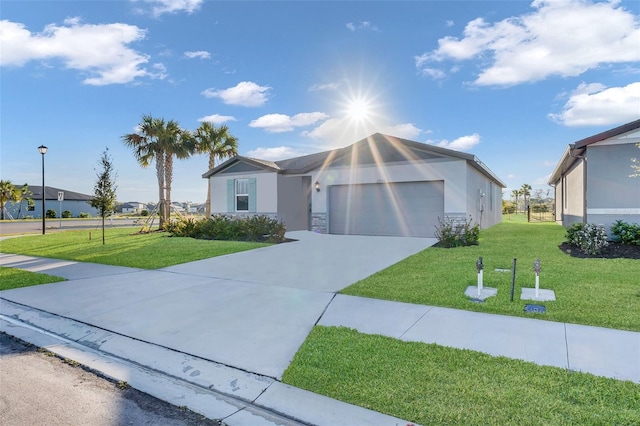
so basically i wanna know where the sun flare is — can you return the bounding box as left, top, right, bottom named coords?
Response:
left=345, top=98, right=372, bottom=122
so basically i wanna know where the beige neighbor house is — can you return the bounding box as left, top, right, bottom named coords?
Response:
left=203, top=133, right=506, bottom=238
left=548, top=119, right=640, bottom=232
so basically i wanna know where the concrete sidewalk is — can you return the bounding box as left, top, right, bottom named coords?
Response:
left=319, top=294, right=640, bottom=383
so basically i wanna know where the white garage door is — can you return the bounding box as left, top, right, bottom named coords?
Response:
left=328, top=181, right=444, bottom=237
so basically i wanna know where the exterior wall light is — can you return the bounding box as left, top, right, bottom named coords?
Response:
left=315, top=181, right=321, bottom=192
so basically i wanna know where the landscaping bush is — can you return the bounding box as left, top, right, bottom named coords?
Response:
left=45, top=209, right=57, bottom=218
left=611, top=220, right=640, bottom=246
left=434, top=216, right=479, bottom=248
left=140, top=209, right=149, bottom=216
left=566, top=222, right=608, bottom=255
left=166, top=214, right=286, bottom=243
left=78, top=212, right=91, bottom=218
left=502, top=201, right=515, bottom=215
left=61, top=210, right=72, bottom=218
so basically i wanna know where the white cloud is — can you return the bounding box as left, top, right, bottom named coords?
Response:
left=308, top=82, right=340, bottom=92
left=197, top=114, right=236, bottom=124
left=138, top=0, right=203, bottom=17
left=534, top=174, right=552, bottom=185
left=250, top=112, right=329, bottom=133
left=445, top=20, right=455, bottom=28
left=184, top=50, right=210, bottom=59
left=549, top=82, right=640, bottom=126
left=346, top=21, right=379, bottom=32
left=428, top=133, right=481, bottom=151
left=379, top=123, right=423, bottom=140
left=416, top=0, right=640, bottom=86
left=0, top=18, right=152, bottom=85
left=245, top=146, right=309, bottom=161
left=201, top=81, right=271, bottom=107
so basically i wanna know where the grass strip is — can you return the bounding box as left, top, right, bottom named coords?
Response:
left=0, top=228, right=269, bottom=269
left=342, top=221, right=640, bottom=331
left=0, top=267, right=66, bottom=291
left=283, top=326, right=640, bottom=426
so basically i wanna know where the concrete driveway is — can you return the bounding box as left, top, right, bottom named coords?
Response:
left=0, top=232, right=435, bottom=379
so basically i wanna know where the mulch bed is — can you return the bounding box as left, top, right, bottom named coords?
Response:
left=559, top=242, right=640, bottom=259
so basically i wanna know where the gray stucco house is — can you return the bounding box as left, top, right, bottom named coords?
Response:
left=203, top=133, right=505, bottom=238
left=548, top=119, right=640, bottom=231
left=4, top=185, right=99, bottom=219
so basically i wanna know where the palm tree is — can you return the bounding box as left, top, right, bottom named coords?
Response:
left=0, top=180, right=16, bottom=220
left=520, top=183, right=532, bottom=213
left=123, top=115, right=195, bottom=229
left=161, top=121, right=195, bottom=223
left=194, top=122, right=238, bottom=216
left=14, top=183, right=31, bottom=219
left=511, top=189, right=520, bottom=213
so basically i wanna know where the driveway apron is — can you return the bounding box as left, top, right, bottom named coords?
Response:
left=0, top=232, right=435, bottom=379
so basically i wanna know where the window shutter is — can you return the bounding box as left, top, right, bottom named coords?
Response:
left=227, top=179, right=234, bottom=213
left=248, top=177, right=257, bottom=213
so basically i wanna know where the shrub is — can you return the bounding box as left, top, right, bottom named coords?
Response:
left=78, top=212, right=91, bottom=218
left=502, top=201, right=516, bottom=215
left=611, top=220, right=640, bottom=246
left=434, top=216, right=480, bottom=248
left=166, top=214, right=286, bottom=243
left=566, top=223, right=608, bottom=255
left=61, top=210, right=72, bottom=218
left=140, top=210, right=149, bottom=216
left=45, top=209, right=57, bottom=218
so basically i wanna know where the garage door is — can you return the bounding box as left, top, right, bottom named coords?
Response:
left=328, top=181, right=444, bottom=237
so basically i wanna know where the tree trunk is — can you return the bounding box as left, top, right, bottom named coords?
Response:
left=205, top=154, right=215, bottom=217
left=155, top=154, right=165, bottom=230
left=165, top=153, right=173, bottom=225
left=102, top=215, right=106, bottom=245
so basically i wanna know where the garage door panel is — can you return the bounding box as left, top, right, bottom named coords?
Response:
left=328, top=181, right=444, bottom=237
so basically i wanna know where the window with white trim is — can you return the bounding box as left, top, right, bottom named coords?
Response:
left=236, top=178, right=249, bottom=211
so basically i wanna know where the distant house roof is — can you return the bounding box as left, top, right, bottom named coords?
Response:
left=28, top=186, right=93, bottom=201
left=203, top=133, right=506, bottom=187
left=548, top=118, right=640, bottom=184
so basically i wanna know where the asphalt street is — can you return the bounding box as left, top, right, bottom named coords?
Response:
left=0, top=218, right=140, bottom=235
left=0, top=333, right=224, bottom=426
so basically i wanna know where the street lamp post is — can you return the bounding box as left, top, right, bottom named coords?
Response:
left=38, top=145, right=48, bottom=234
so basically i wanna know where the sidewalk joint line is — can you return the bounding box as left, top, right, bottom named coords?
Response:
left=399, top=306, right=434, bottom=339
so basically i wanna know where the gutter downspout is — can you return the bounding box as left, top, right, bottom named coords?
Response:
left=569, top=144, right=587, bottom=224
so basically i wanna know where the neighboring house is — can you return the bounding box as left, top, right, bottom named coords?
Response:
left=119, top=202, right=145, bottom=214
left=548, top=119, right=640, bottom=231
left=203, top=133, right=505, bottom=238
left=4, top=185, right=99, bottom=219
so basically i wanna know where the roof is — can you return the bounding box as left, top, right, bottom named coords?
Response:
left=203, top=133, right=506, bottom=187
left=548, top=118, right=640, bottom=185
left=27, top=186, right=93, bottom=201
left=573, top=118, right=640, bottom=149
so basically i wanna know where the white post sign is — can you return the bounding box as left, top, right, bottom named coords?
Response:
left=58, top=192, right=64, bottom=228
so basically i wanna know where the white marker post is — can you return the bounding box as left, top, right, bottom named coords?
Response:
left=476, top=256, right=484, bottom=296
left=533, top=258, right=541, bottom=298
left=58, top=191, right=64, bottom=228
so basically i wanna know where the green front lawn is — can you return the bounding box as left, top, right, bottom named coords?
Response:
left=343, top=221, right=640, bottom=331
left=0, top=267, right=66, bottom=291
left=0, top=228, right=269, bottom=269
left=283, top=326, right=640, bottom=426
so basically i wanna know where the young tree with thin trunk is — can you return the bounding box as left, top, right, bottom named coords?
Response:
left=89, top=148, right=118, bottom=244
left=194, top=122, right=238, bottom=216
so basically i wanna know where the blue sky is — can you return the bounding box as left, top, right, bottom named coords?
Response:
left=2, top=0, right=639, bottom=203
